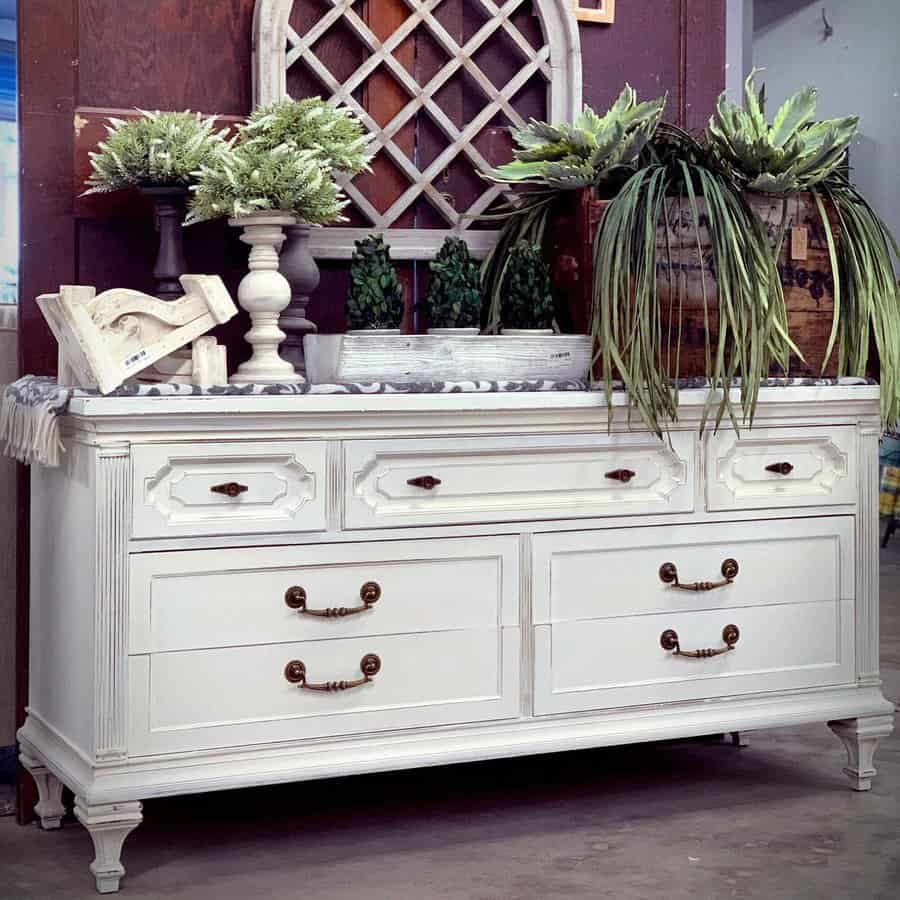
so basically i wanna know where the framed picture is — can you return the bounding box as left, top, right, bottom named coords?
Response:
left=574, top=0, right=615, bottom=24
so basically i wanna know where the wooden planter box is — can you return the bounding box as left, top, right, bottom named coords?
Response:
left=548, top=189, right=840, bottom=377
left=304, top=333, right=593, bottom=384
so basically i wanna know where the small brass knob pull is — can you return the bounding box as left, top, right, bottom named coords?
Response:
left=210, top=481, right=248, bottom=498
left=605, top=468, right=636, bottom=483
left=284, top=653, right=381, bottom=691
left=765, top=462, right=794, bottom=476
left=407, top=475, right=442, bottom=490
left=660, top=624, right=740, bottom=658
left=659, top=558, right=738, bottom=592
left=284, top=582, right=381, bottom=617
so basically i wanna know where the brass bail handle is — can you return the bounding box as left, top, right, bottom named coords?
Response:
left=285, top=581, right=381, bottom=618
left=659, top=558, right=739, bottom=592
left=660, top=624, right=740, bottom=658
left=284, top=653, right=382, bottom=692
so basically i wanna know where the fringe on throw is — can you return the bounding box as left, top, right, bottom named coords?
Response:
left=0, top=387, right=67, bottom=467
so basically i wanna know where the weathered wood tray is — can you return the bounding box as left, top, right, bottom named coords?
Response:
left=304, top=333, right=592, bottom=384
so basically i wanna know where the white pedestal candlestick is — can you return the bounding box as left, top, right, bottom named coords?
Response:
left=229, top=212, right=303, bottom=385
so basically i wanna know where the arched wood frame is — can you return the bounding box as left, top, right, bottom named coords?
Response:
left=252, top=0, right=583, bottom=259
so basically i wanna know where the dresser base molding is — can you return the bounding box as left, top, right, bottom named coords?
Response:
left=19, top=686, right=894, bottom=806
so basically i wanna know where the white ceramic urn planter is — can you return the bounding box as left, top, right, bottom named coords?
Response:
left=229, top=212, right=303, bottom=385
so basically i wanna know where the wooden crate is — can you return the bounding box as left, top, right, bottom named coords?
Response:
left=548, top=189, right=840, bottom=377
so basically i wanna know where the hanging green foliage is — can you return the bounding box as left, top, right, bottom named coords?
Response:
left=592, top=124, right=797, bottom=434
left=707, top=70, right=857, bottom=194
left=345, top=235, right=404, bottom=330
left=500, top=240, right=555, bottom=331
left=424, top=237, right=483, bottom=329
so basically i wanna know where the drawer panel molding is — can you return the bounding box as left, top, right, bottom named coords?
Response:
left=132, top=440, right=328, bottom=538
left=706, top=426, right=856, bottom=511
left=344, top=432, right=695, bottom=529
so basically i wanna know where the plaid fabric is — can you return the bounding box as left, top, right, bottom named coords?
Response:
left=879, top=465, right=900, bottom=518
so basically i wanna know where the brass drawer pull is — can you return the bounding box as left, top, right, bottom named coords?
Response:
left=659, top=558, right=739, bottom=592
left=605, top=468, right=636, bottom=483
left=407, top=475, right=442, bottom=490
left=660, top=624, right=740, bottom=658
left=765, top=462, right=794, bottom=475
left=284, top=653, right=381, bottom=692
left=284, top=581, right=381, bottom=618
left=210, top=481, right=248, bottom=498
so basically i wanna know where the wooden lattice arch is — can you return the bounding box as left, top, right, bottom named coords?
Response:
left=253, top=0, right=582, bottom=258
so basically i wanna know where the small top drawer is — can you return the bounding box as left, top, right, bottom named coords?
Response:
left=132, top=440, right=327, bottom=539
left=705, top=425, right=856, bottom=511
left=344, top=432, right=695, bottom=529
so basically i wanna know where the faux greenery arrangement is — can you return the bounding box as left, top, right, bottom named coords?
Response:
left=706, top=71, right=900, bottom=425
left=186, top=141, right=348, bottom=225
left=707, top=70, right=857, bottom=194
left=241, top=98, right=373, bottom=177
left=500, top=240, right=555, bottom=331
left=424, top=237, right=483, bottom=330
left=346, top=235, right=405, bottom=330
left=83, top=109, right=229, bottom=195
left=481, top=86, right=665, bottom=332
left=187, top=98, right=372, bottom=225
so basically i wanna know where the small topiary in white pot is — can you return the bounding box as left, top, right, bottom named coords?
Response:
left=345, top=235, right=405, bottom=334
left=424, top=237, right=483, bottom=335
left=500, top=240, right=556, bottom=335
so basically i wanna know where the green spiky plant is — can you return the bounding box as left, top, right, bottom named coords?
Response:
left=707, top=70, right=857, bottom=194
left=240, top=98, right=374, bottom=177
left=481, top=86, right=666, bottom=332
left=82, top=110, right=230, bottom=194
left=425, top=237, right=483, bottom=329
left=707, top=71, right=900, bottom=426
left=346, top=235, right=404, bottom=330
left=500, top=241, right=555, bottom=331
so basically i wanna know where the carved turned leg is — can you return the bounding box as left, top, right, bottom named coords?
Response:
left=74, top=798, right=143, bottom=894
left=19, top=751, right=66, bottom=829
left=828, top=715, right=895, bottom=791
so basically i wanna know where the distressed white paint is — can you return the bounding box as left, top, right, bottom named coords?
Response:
left=17, top=386, right=894, bottom=893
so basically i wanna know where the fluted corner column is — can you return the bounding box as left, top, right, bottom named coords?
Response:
left=229, top=211, right=303, bottom=385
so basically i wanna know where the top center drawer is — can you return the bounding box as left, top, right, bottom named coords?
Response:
left=344, top=432, right=695, bottom=529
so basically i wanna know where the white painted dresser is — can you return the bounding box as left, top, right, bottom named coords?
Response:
left=18, top=384, right=895, bottom=893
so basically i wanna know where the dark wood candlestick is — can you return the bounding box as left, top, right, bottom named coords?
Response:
left=139, top=185, right=189, bottom=300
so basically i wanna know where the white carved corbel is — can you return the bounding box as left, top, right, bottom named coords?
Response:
left=37, top=274, right=236, bottom=394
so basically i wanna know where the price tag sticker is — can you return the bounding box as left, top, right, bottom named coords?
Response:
left=791, top=226, right=809, bottom=261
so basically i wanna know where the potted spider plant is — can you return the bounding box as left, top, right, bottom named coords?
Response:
left=83, top=110, right=230, bottom=300
left=706, top=70, right=900, bottom=426
left=425, top=237, right=482, bottom=335
left=345, top=235, right=405, bottom=334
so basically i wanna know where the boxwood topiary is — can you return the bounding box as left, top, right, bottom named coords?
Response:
left=500, top=240, right=555, bottom=330
left=425, top=237, right=482, bottom=329
left=345, top=235, right=404, bottom=330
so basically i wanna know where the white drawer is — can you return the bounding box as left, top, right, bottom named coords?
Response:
left=130, top=536, right=519, bottom=653
left=344, top=432, right=695, bottom=529
left=128, top=628, right=521, bottom=755
left=131, top=440, right=328, bottom=539
left=533, top=518, right=855, bottom=715
left=705, top=425, right=856, bottom=511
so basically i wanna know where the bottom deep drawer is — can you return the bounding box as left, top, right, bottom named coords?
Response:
left=534, top=600, right=853, bottom=715
left=129, top=628, right=520, bottom=755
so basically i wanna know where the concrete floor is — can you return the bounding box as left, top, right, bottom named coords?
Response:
left=1, top=549, right=898, bottom=900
